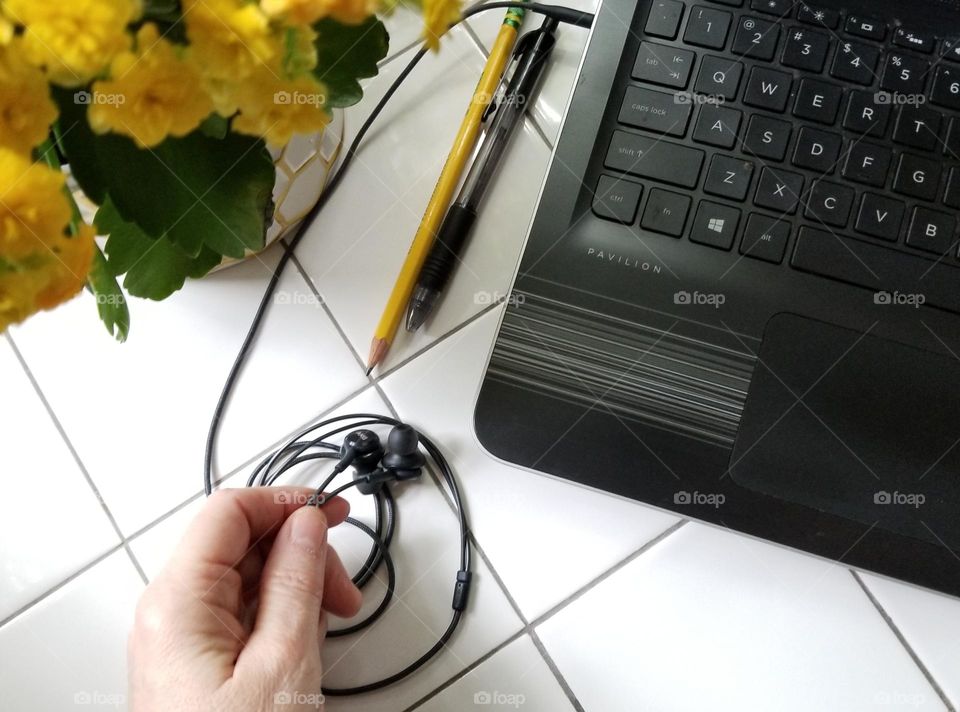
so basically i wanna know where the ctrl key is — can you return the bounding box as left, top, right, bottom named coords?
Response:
left=593, top=175, right=643, bottom=224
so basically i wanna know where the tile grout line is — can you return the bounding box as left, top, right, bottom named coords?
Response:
left=5, top=334, right=149, bottom=586
left=528, top=628, right=587, bottom=712
left=851, top=571, right=957, bottom=712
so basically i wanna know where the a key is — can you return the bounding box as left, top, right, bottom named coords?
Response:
left=641, top=188, right=691, bottom=236
left=754, top=166, right=804, bottom=214
left=805, top=180, right=855, bottom=227
left=695, top=55, right=744, bottom=99
left=743, top=67, right=792, bottom=112
left=793, top=78, right=843, bottom=124
left=893, top=104, right=943, bottom=151
left=744, top=114, right=792, bottom=159
left=855, top=193, right=905, bottom=241
left=893, top=153, right=941, bottom=201
left=731, top=16, right=780, bottom=60
left=593, top=175, right=643, bottom=224
left=605, top=131, right=705, bottom=188
left=906, top=207, right=957, bottom=254
left=645, top=0, right=685, bottom=39
left=741, top=213, right=791, bottom=263
left=831, top=41, right=881, bottom=85
left=704, top=154, right=755, bottom=200
left=618, top=85, right=693, bottom=136
left=684, top=6, right=733, bottom=49
left=633, top=42, right=695, bottom=88
left=690, top=201, right=742, bottom=249
left=843, top=90, right=891, bottom=136
left=792, top=127, right=842, bottom=173
left=880, top=54, right=929, bottom=95
left=692, top=104, right=743, bottom=148
left=843, top=143, right=892, bottom=187
left=782, top=27, right=831, bottom=72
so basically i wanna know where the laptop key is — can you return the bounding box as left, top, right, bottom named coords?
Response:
left=843, top=142, right=892, bottom=187
left=945, top=168, right=960, bottom=209
left=641, top=188, right=691, bottom=236
left=644, top=0, right=685, bottom=40
left=618, top=86, right=692, bottom=136
left=793, top=78, right=843, bottom=124
left=855, top=193, right=905, bottom=241
left=906, top=207, right=957, bottom=255
left=782, top=27, right=831, bottom=72
left=592, top=175, right=643, bottom=224
left=695, top=55, right=744, bottom=99
left=731, top=16, right=780, bottom=61
left=692, top=104, right=742, bottom=147
left=930, top=66, right=960, bottom=111
left=755, top=166, right=804, bottom=214
left=605, top=131, right=705, bottom=188
left=805, top=180, right=855, bottom=228
left=704, top=154, right=755, bottom=200
left=633, top=42, right=695, bottom=89
left=893, top=104, right=942, bottom=151
left=741, top=213, right=790, bottom=263
left=743, top=67, right=792, bottom=112
left=751, top=0, right=794, bottom=16
left=845, top=15, right=886, bottom=41
left=893, top=28, right=935, bottom=54
left=880, top=54, right=929, bottom=95
left=690, top=201, right=741, bottom=249
left=843, top=90, right=891, bottom=136
left=792, top=126, right=842, bottom=173
left=797, top=4, right=839, bottom=30
left=831, top=41, right=881, bottom=85
left=946, top=118, right=960, bottom=159
left=743, top=114, right=791, bottom=159
left=684, top=6, right=733, bottom=49
left=893, top=153, right=940, bottom=201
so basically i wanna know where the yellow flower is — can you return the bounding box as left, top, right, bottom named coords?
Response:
left=421, top=0, right=460, bottom=50
left=231, top=68, right=329, bottom=146
left=184, top=0, right=280, bottom=82
left=88, top=24, right=214, bottom=148
left=0, top=43, right=59, bottom=155
left=0, top=12, right=13, bottom=46
left=4, top=0, right=140, bottom=86
left=0, top=149, right=94, bottom=331
left=261, top=0, right=379, bottom=26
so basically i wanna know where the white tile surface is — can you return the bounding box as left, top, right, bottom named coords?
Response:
left=416, top=635, right=576, bottom=712
left=861, top=574, right=960, bottom=708
left=538, top=523, right=948, bottom=712
left=0, top=338, right=120, bottom=621
left=296, top=28, right=552, bottom=372
left=464, top=0, right=600, bottom=145
left=10, top=247, right=366, bottom=535
left=380, top=306, right=681, bottom=619
left=0, top=551, right=143, bottom=712
left=129, top=387, right=524, bottom=712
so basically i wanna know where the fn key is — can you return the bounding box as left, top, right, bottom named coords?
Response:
left=593, top=175, right=643, bottom=224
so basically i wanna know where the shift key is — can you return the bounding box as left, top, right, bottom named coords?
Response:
left=605, top=130, right=705, bottom=188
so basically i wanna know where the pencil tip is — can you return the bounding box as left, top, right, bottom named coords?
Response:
left=365, top=366, right=374, bottom=377
left=366, top=338, right=389, bottom=377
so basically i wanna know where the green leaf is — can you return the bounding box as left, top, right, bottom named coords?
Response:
left=312, top=17, right=389, bottom=108
left=97, top=198, right=223, bottom=301
left=87, top=244, right=131, bottom=342
left=54, top=87, right=276, bottom=260
left=199, top=112, right=230, bottom=140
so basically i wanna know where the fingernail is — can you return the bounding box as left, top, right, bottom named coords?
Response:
left=290, top=508, right=327, bottom=551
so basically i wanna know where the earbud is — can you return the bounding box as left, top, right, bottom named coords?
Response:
left=334, top=429, right=384, bottom=475
left=382, top=424, right=426, bottom=481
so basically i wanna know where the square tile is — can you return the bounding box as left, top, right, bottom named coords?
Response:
left=415, top=635, right=576, bottom=712
left=537, top=523, right=948, bottom=712
left=10, top=247, right=366, bottom=535
left=861, top=573, right=960, bottom=708
left=129, top=387, right=524, bottom=712
left=0, top=552, right=143, bottom=712
left=380, top=306, right=681, bottom=619
left=0, top=338, right=120, bottom=621
left=294, top=28, right=552, bottom=372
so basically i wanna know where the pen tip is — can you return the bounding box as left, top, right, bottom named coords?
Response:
left=406, top=307, right=426, bottom=333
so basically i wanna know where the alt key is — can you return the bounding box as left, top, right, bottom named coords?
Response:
left=593, top=175, right=644, bottom=224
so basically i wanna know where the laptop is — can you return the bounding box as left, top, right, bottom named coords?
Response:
left=474, top=0, right=960, bottom=597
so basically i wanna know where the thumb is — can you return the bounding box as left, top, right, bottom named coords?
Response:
left=243, top=506, right=328, bottom=664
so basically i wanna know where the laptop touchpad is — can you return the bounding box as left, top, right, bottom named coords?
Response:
left=728, top=313, right=960, bottom=550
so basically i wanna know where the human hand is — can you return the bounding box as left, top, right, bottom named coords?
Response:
left=129, top=487, right=362, bottom=711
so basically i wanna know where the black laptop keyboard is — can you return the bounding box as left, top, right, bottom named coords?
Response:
left=594, top=0, right=960, bottom=312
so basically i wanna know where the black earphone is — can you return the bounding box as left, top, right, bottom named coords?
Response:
left=208, top=413, right=472, bottom=696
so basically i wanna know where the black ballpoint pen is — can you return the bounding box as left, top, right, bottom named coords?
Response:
left=405, top=17, right=559, bottom=332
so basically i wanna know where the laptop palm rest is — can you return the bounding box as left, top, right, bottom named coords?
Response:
left=728, top=313, right=960, bottom=551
